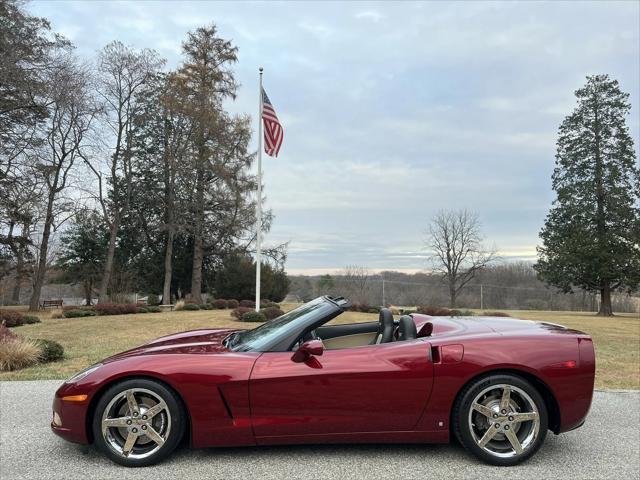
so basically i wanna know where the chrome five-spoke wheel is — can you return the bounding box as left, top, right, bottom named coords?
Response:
left=101, top=388, right=171, bottom=459
left=454, top=374, right=548, bottom=466
left=93, top=379, right=185, bottom=467
left=469, top=384, right=540, bottom=458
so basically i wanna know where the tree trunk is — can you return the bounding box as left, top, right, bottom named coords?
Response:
left=162, top=229, right=174, bottom=305
left=98, top=218, right=119, bottom=303
left=28, top=194, right=55, bottom=311
left=11, top=245, right=24, bottom=304
left=593, top=102, right=613, bottom=318
left=161, top=110, right=175, bottom=306
left=191, top=230, right=204, bottom=304
left=449, top=280, right=457, bottom=309
left=83, top=280, right=93, bottom=306
left=190, top=139, right=206, bottom=304
left=598, top=284, right=613, bottom=316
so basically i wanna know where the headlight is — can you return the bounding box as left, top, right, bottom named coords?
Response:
left=66, top=363, right=102, bottom=384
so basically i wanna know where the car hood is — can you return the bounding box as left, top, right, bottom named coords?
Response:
left=103, top=328, right=240, bottom=362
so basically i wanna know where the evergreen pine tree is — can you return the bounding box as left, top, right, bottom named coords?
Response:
left=535, top=75, right=640, bottom=316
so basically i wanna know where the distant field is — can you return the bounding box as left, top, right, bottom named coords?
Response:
left=1, top=306, right=638, bottom=389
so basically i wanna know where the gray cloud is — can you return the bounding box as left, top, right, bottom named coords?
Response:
left=29, top=0, right=640, bottom=273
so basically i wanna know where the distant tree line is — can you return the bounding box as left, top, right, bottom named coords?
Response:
left=0, top=1, right=287, bottom=309
left=289, top=262, right=638, bottom=313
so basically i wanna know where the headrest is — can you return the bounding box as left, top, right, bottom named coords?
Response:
left=398, top=315, right=417, bottom=341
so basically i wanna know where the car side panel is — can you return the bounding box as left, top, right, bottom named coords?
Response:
left=250, top=340, right=434, bottom=437
left=415, top=334, right=594, bottom=436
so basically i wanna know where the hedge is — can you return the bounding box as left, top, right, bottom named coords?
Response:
left=64, top=309, right=97, bottom=318
left=242, top=311, right=266, bottom=322
left=95, top=303, right=139, bottom=315
left=231, top=307, right=254, bottom=320
left=416, top=306, right=453, bottom=316
left=211, top=299, right=228, bottom=309
left=260, top=307, right=284, bottom=320
left=180, top=303, right=200, bottom=311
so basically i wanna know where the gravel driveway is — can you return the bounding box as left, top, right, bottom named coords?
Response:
left=1, top=380, right=638, bottom=480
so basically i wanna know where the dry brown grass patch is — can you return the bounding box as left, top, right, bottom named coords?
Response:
left=0, top=337, right=42, bottom=371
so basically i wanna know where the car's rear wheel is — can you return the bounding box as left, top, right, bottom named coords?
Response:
left=92, top=378, right=185, bottom=467
left=453, top=374, right=548, bottom=466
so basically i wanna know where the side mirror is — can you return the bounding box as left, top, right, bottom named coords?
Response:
left=292, top=339, right=324, bottom=362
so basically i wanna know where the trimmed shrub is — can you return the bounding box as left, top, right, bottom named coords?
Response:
left=349, top=303, right=373, bottom=313
left=199, top=303, right=213, bottom=310
left=417, top=306, right=453, bottom=316
left=456, top=309, right=475, bottom=317
left=0, top=323, right=17, bottom=341
left=95, top=303, right=139, bottom=315
left=239, top=300, right=255, bottom=308
left=260, top=306, right=285, bottom=320
left=242, top=311, right=266, bottom=322
left=0, top=336, right=41, bottom=371
left=226, top=299, right=239, bottom=309
left=36, top=339, right=64, bottom=362
left=483, top=311, right=511, bottom=317
left=64, top=309, right=97, bottom=318
left=146, top=306, right=161, bottom=313
left=22, top=315, right=41, bottom=325
left=0, top=311, right=43, bottom=327
left=175, top=300, right=185, bottom=310
left=0, top=310, right=24, bottom=328
left=231, top=307, right=254, bottom=320
left=147, top=294, right=160, bottom=306
left=51, top=310, right=64, bottom=319
left=137, top=307, right=149, bottom=313
left=180, top=303, right=200, bottom=311
left=62, top=305, right=96, bottom=312
left=211, top=299, right=228, bottom=309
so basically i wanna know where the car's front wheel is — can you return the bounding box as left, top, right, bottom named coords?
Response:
left=453, top=374, right=548, bottom=466
left=92, top=378, right=185, bottom=467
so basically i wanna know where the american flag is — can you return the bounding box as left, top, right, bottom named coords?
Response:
left=261, top=88, right=283, bottom=157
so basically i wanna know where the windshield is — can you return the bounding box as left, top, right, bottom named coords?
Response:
left=229, top=297, right=332, bottom=352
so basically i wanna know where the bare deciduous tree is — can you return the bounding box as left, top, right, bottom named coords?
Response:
left=427, top=209, right=496, bottom=308
left=28, top=56, right=98, bottom=311
left=341, top=265, right=371, bottom=304
left=88, top=41, right=164, bottom=303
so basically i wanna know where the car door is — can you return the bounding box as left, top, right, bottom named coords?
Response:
left=249, top=339, right=433, bottom=438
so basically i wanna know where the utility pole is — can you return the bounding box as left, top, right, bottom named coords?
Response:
left=480, top=284, right=484, bottom=310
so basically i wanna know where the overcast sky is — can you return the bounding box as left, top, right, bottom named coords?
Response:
left=29, top=0, right=639, bottom=274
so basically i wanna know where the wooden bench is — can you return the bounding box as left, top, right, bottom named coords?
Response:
left=41, top=299, right=63, bottom=309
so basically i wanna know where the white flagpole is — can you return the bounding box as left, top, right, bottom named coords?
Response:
left=255, top=67, right=264, bottom=312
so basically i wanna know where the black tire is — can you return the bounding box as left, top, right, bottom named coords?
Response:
left=452, top=373, right=548, bottom=466
left=92, top=378, right=186, bottom=467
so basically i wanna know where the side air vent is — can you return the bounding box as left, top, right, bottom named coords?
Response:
left=217, top=386, right=233, bottom=419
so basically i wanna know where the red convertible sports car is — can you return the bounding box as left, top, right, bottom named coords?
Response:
left=51, top=296, right=595, bottom=467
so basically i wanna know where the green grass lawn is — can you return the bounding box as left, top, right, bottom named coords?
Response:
left=1, top=306, right=638, bottom=389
